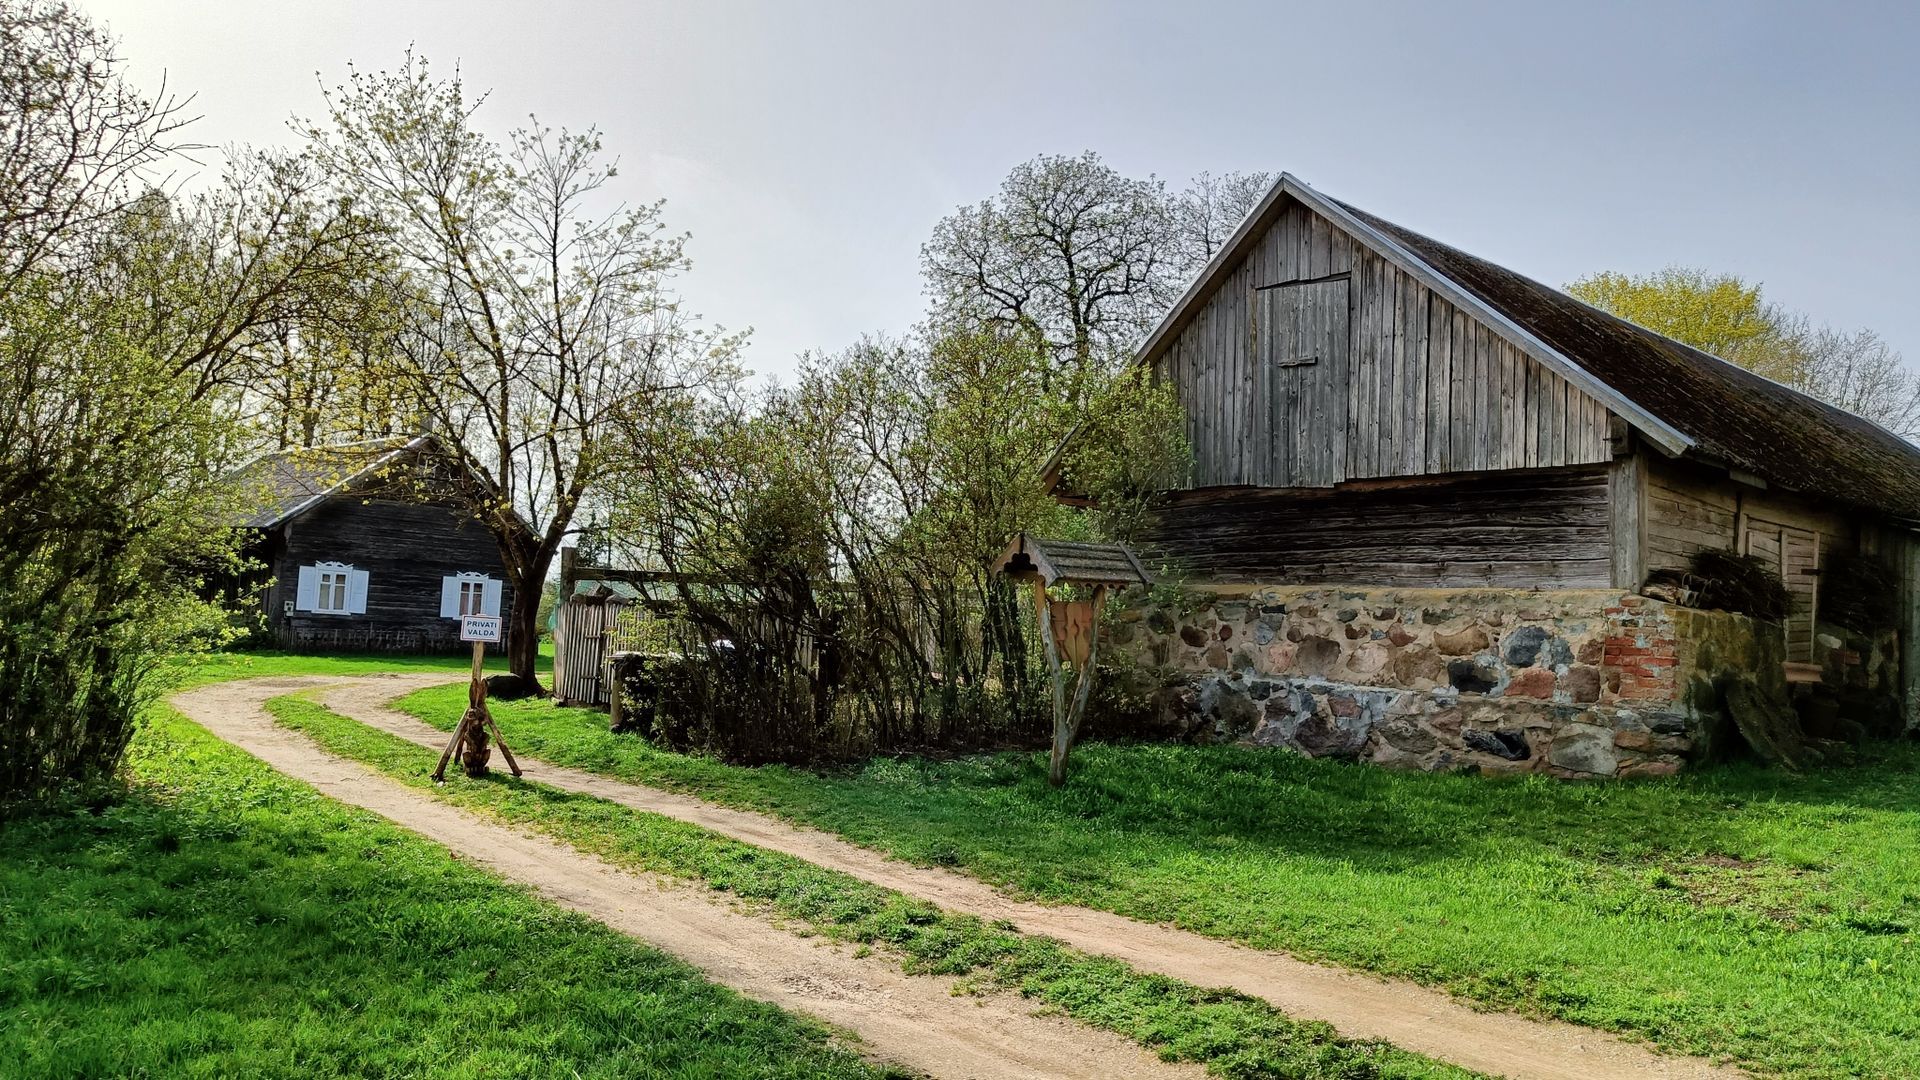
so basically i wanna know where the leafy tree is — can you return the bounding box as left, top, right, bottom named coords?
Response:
left=302, top=53, right=741, bottom=685
left=1569, top=267, right=1920, bottom=438
left=0, top=2, right=380, bottom=798
left=608, top=324, right=1186, bottom=766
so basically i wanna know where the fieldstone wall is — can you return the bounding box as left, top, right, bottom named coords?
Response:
left=1113, top=586, right=1785, bottom=778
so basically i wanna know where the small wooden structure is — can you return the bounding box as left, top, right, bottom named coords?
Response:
left=995, top=534, right=1152, bottom=786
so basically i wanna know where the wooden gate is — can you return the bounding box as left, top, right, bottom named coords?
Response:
left=553, top=594, right=626, bottom=706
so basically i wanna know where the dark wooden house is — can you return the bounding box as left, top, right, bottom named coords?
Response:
left=1079, top=175, right=1920, bottom=773
left=227, top=436, right=522, bottom=653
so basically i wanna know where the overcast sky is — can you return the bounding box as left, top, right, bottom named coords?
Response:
left=85, top=0, right=1920, bottom=381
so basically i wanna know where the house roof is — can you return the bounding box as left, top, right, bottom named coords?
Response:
left=1116, top=173, right=1920, bottom=520
left=227, top=436, right=427, bottom=528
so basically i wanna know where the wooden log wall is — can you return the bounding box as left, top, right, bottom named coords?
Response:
left=274, top=496, right=512, bottom=653
left=1158, top=200, right=1612, bottom=489
left=1140, top=465, right=1613, bottom=588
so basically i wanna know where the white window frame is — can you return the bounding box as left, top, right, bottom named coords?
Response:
left=296, top=561, right=369, bottom=616
left=315, top=567, right=352, bottom=614
left=440, top=572, right=502, bottom=619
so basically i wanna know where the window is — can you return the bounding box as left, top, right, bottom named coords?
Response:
left=295, top=562, right=368, bottom=615
left=440, top=573, right=502, bottom=619
left=316, top=568, right=352, bottom=613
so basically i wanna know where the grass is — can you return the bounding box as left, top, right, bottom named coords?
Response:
left=394, top=683, right=1920, bottom=1079
left=268, top=694, right=1473, bottom=1080
left=0, top=703, right=886, bottom=1079
left=161, top=643, right=548, bottom=690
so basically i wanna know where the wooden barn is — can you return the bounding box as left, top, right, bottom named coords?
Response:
left=1082, top=175, right=1920, bottom=775
left=227, top=436, right=523, bottom=654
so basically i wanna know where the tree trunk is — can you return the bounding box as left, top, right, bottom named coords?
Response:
left=507, top=570, right=544, bottom=689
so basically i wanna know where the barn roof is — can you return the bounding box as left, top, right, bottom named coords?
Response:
left=1118, top=174, right=1920, bottom=520
left=227, top=436, right=427, bottom=528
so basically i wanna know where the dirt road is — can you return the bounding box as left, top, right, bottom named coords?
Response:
left=192, top=674, right=1749, bottom=1080
left=173, top=676, right=1201, bottom=1080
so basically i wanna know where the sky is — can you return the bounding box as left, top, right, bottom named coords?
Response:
left=84, top=0, right=1920, bottom=382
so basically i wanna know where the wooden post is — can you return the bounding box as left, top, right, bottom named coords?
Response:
left=607, top=655, right=624, bottom=731
left=433, top=635, right=522, bottom=782
left=1047, top=584, right=1106, bottom=787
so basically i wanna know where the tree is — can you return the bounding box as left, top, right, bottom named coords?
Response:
left=1172, top=169, right=1274, bottom=272
left=303, top=54, right=740, bottom=685
left=0, top=0, right=193, bottom=299
left=922, top=153, right=1273, bottom=385
left=0, top=2, right=382, bottom=797
left=1568, top=267, right=1920, bottom=439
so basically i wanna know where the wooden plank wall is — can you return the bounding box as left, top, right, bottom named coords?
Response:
left=1140, top=465, right=1613, bottom=588
left=1157, top=200, right=1612, bottom=488
left=277, top=497, right=513, bottom=653
left=1643, top=455, right=1856, bottom=662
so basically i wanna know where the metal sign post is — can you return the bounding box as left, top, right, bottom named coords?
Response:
left=432, top=616, right=523, bottom=782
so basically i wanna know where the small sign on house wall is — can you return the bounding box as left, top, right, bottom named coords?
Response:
left=459, top=615, right=504, bottom=643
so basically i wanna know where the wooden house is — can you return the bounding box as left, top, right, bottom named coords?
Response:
left=227, top=436, right=522, bottom=653
left=1084, top=175, right=1920, bottom=774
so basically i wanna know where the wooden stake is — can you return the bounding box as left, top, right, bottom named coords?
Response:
left=432, top=640, right=522, bottom=781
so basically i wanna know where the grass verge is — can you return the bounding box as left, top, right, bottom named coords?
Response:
left=396, top=682, right=1920, bottom=1080
left=269, top=694, right=1475, bottom=1080
left=0, top=706, right=886, bottom=1079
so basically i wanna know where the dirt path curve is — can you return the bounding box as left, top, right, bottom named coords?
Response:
left=314, top=674, right=1747, bottom=1080
left=173, top=676, right=1201, bottom=1080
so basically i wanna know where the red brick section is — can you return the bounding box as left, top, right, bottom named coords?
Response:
left=1601, top=596, right=1681, bottom=703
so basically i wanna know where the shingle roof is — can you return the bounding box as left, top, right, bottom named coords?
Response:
left=995, top=533, right=1154, bottom=587
left=227, top=436, right=425, bottom=528
left=1335, top=199, right=1920, bottom=520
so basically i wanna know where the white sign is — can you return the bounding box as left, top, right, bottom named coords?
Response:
left=460, top=615, right=504, bottom=643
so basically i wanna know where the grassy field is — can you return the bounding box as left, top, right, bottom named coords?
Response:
left=397, top=682, right=1920, bottom=1079
left=269, top=693, right=1471, bottom=1080
left=1, top=653, right=887, bottom=1079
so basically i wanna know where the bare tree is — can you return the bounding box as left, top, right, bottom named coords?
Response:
left=1172, top=169, right=1273, bottom=273
left=922, top=152, right=1179, bottom=380
left=0, top=0, right=195, bottom=298
left=304, top=54, right=740, bottom=684
left=1785, top=320, right=1920, bottom=439
left=922, top=154, right=1278, bottom=384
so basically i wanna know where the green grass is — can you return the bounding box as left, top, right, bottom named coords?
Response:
left=396, top=683, right=1920, bottom=1079
left=0, top=706, right=885, bottom=1079
left=161, top=644, right=546, bottom=691
left=269, top=694, right=1472, bottom=1080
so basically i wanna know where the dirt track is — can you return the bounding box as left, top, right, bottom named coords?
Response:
left=172, top=676, right=1201, bottom=1080
left=188, top=674, right=1749, bottom=1080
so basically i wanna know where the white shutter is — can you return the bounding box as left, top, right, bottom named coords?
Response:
left=295, top=566, right=320, bottom=612
left=440, top=576, right=462, bottom=618
left=481, top=578, right=504, bottom=617
left=346, top=568, right=370, bottom=614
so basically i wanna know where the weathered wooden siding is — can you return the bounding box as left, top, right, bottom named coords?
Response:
left=1140, top=465, right=1612, bottom=587
left=1641, top=454, right=1857, bottom=662
left=271, top=496, right=512, bottom=653
left=1157, top=200, right=1611, bottom=488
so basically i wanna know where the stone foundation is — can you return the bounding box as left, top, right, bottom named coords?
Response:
left=1115, top=586, right=1795, bottom=778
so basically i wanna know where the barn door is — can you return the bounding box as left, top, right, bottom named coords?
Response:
left=1258, top=277, right=1350, bottom=487
left=1743, top=519, right=1819, bottom=662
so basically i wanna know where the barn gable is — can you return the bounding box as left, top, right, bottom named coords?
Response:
left=1155, top=195, right=1627, bottom=489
